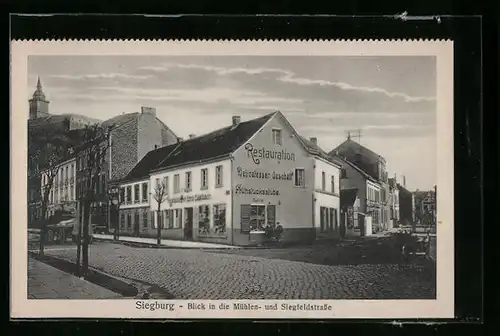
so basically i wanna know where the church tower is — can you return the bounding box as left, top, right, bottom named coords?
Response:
left=29, top=77, right=50, bottom=119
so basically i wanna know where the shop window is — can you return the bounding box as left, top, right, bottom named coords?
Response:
left=198, top=204, right=210, bottom=234
left=127, top=213, right=132, bottom=230
left=294, top=168, right=305, bottom=187
left=213, top=203, right=226, bottom=234
left=175, top=209, right=182, bottom=228
left=249, top=205, right=266, bottom=231
left=164, top=209, right=174, bottom=229
left=142, top=212, right=148, bottom=228
left=272, top=128, right=282, bottom=145
left=267, top=205, right=276, bottom=227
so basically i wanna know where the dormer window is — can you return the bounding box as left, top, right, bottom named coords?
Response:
left=272, top=128, right=282, bottom=146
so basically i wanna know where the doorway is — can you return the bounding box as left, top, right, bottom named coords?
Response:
left=184, top=207, right=193, bottom=241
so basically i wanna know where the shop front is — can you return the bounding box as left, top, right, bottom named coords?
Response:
left=230, top=115, right=314, bottom=246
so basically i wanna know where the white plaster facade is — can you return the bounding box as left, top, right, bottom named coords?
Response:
left=313, top=156, right=341, bottom=236
left=41, top=157, right=77, bottom=217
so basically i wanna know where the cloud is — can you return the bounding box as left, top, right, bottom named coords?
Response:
left=138, top=63, right=436, bottom=103
left=49, top=73, right=153, bottom=80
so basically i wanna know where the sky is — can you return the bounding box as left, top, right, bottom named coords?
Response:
left=28, top=56, right=436, bottom=191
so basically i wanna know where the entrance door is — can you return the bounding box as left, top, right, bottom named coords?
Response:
left=184, top=207, right=193, bottom=241
left=359, top=214, right=365, bottom=237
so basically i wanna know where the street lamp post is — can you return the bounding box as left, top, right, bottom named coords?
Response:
left=108, top=186, right=120, bottom=240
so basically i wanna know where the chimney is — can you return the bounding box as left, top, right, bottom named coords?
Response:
left=189, top=134, right=196, bottom=139
left=154, top=144, right=158, bottom=150
left=232, top=115, right=241, bottom=126
left=141, top=106, right=157, bottom=116
left=309, top=137, right=317, bottom=145
left=177, top=137, right=183, bottom=143
left=402, top=175, right=406, bottom=188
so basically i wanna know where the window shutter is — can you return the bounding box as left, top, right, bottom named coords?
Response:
left=241, top=204, right=251, bottom=232
left=267, top=205, right=276, bottom=226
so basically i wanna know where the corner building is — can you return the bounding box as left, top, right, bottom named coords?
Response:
left=118, top=111, right=340, bottom=246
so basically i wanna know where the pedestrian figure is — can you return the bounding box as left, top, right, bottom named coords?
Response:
left=275, top=222, right=283, bottom=244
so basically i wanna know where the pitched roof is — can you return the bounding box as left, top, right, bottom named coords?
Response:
left=340, top=188, right=359, bottom=208
left=331, top=138, right=385, bottom=163
left=121, top=112, right=275, bottom=182
left=101, top=112, right=139, bottom=129
left=333, top=154, right=379, bottom=184
left=299, top=136, right=342, bottom=167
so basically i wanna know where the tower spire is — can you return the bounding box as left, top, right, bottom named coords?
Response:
left=37, top=76, right=42, bottom=90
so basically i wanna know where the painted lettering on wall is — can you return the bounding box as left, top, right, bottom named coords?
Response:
left=236, top=166, right=294, bottom=181
left=244, top=143, right=296, bottom=165
left=169, top=194, right=212, bottom=204
left=235, top=184, right=280, bottom=196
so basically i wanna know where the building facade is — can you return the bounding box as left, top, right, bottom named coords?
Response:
left=330, top=137, right=390, bottom=232
left=397, top=183, right=414, bottom=225
left=335, top=155, right=382, bottom=236
left=117, top=112, right=341, bottom=246
left=388, top=177, right=400, bottom=228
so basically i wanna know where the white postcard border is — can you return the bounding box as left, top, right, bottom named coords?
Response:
left=10, top=39, right=454, bottom=319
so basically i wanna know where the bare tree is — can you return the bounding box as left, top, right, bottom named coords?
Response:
left=77, top=124, right=111, bottom=277
left=152, top=180, right=168, bottom=245
left=28, top=130, right=69, bottom=256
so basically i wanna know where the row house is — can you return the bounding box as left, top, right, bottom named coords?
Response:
left=333, top=155, right=382, bottom=236
left=388, top=176, right=400, bottom=227
left=330, top=137, right=390, bottom=232
left=397, top=182, right=415, bottom=226
left=118, top=111, right=341, bottom=246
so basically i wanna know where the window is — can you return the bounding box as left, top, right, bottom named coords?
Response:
left=134, top=184, right=140, bottom=203
left=142, top=183, right=148, bottom=202
left=126, top=186, right=132, bottom=204
left=142, top=212, right=148, bottom=228
left=185, top=171, right=192, bottom=191
left=134, top=212, right=139, bottom=230
left=120, top=213, right=125, bottom=230
left=213, top=204, right=226, bottom=234
left=272, top=128, right=282, bottom=145
left=294, top=168, right=305, bottom=187
left=163, top=176, right=169, bottom=194
left=155, top=178, right=160, bottom=188
left=201, top=169, right=208, bottom=189
left=71, top=164, right=74, bottom=179
left=173, top=174, right=180, bottom=193
left=175, top=209, right=182, bottom=229
left=250, top=205, right=266, bottom=231
left=331, top=175, right=335, bottom=194
left=119, top=187, right=125, bottom=204
left=61, top=167, right=65, bottom=182
left=215, top=165, right=223, bottom=188
left=321, top=171, right=326, bottom=191
left=69, top=185, right=74, bottom=201
left=127, top=213, right=132, bottom=230
left=165, top=209, right=173, bottom=229
left=65, top=166, right=69, bottom=181
left=198, top=205, right=210, bottom=234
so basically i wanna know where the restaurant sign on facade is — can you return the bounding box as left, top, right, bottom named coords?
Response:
left=168, top=193, right=212, bottom=205
left=244, top=143, right=296, bottom=165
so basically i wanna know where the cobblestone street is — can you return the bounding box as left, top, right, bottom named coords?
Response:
left=45, top=242, right=435, bottom=300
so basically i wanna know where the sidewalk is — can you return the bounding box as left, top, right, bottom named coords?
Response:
left=93, top=234, right=237, bottom=249
left=28, top=257, right=122, bottom=299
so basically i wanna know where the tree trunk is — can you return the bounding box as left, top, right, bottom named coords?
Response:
left=81, top=198, right=91, bottom=278
left=76, top=201, right=83, bottom=277
left=38, top=203, right=48, bottom=256
left=157, top=206, right=161, bottom=246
